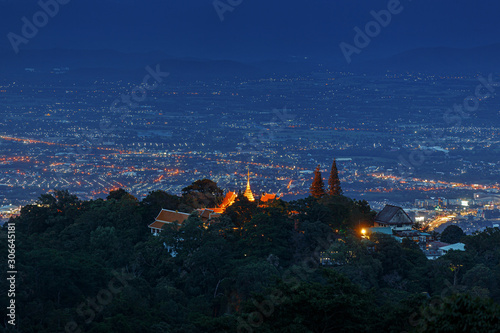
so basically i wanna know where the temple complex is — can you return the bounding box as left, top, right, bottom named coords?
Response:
left=148, top=171, right=279, bottom=233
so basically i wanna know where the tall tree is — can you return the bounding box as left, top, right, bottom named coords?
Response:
left=140, top=190, right=181, bottom=220
left=328, top=159, right=342, bottom=196
left=107, top=188, right=137, bottom=202
left=440, top=225, right=465, bottom=244
left=310, top=165, right=326, bottom=198
left=182, top=179, right=224, bottom=208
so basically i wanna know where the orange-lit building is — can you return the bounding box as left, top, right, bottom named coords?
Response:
left=148, top=209, right=191, bottom=235
left=150, top=172, right=280, bottom=232
left=202, top=170, right=279, bottom=214
left=220, top=191, right=237, bottom=210
left=243, top=170, right=255, bottom=202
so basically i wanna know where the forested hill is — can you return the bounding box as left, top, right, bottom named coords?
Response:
left=1, top=185, right=500, bottom=332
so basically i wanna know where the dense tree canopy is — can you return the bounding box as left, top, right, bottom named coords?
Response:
left=182, top=179, right=224, bottom=208
left=107, top=188, right=138, bottom=202
left=440, top=225, right=465, bottom=244
left=1, top=185, right=499, bottom=332
left=413, top=293, right=500, bottom=333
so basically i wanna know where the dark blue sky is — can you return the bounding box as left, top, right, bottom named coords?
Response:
left=1, top=0, right=499, bottom=61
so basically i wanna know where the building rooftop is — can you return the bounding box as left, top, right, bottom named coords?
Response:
left=440, top=243, right=466, bottom=251
left=155, top=209, right=191, bottom=224
left=375, top=205, right=413, bottom=225
left=367, top=227, right=394, bottom=235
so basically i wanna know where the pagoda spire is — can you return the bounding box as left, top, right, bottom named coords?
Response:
left=243, top=168, right=255, bottom=202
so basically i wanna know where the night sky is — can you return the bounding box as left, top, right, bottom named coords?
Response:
left=0, top=0, right=499, bottom=61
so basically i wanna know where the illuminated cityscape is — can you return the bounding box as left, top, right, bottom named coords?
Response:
left=1, top=71, right=499, bottom=231
left=2, top=1, right=500, bottom=332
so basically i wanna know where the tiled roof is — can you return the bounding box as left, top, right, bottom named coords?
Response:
left=155, top=209, right=191, bottom=224
left=198, top=209, right=214, bottom=222
left=148, top=221, right=167, bottom=229
left=209, top=212, right=221, bottom=220
left=200, top=209, right=213, bottom=219
left=260, top=193, right=278, bottom=202
left=220, top=192, right=237, bottom=209
left=375, top=205, right=413, bottom=224
left=428, top=241, right=450, bottom=249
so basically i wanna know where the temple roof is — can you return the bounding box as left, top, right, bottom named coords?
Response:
left=148, top=221, right=167, bottom=230
left=220, top=191, right=237, bottom=208
left=260, top=193, right=278, bottom=202
left=155, top=209, right=191, bottom=224
left=375, top=205, right=413, bottom=225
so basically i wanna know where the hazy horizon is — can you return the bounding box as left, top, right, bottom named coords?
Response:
left=2, top=0, right=500, bottom=62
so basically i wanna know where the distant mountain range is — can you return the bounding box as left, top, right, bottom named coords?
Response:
left=1, top=44, right=500, bottom=80
left=0, top=48, right=315, bottom=81
left=352, top=43, right=500, bottom=74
